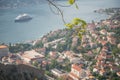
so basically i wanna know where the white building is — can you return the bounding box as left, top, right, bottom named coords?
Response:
left=20, top=50, right=44, bottom=63
left=51, top=68, right=67, bottom=77
left=69, top=64, right=87, bottom=80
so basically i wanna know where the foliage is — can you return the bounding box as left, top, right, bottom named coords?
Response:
left=71, top=46, right=79, bottom=53
left=62, top=63, right=71, bottom=72
left=9, top=43, right=32, bottom=53
left=0, top=63, right=44, bottom=80
left=112, top=45, right=120, bottom=57
left=112, top=27, right=120, bottom=43
left=57, top=77, right=65, bottom=80
left=61, top=58, right=71, bottom=72
left=56, top=43, right=67, bottom=52
left=46, top=44, right=55, bottom=52
left=45, top=71, right=52, bottom=77
left=65, top=18, right=87, bottom=40
left=32, top=61, right=39, bottom=67
left=68, top=0, right=75, bottom=5
left=49, top=59, right=59, bottom=69
left=33, top=41, right=43, bottom=48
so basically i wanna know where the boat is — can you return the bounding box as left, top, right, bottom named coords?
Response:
left=15, top=13, right=32, bottom=22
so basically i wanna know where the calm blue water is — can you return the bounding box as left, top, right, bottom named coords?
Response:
left=0, top=0, right=120, bottom=43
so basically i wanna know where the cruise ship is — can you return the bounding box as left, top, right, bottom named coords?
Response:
left=15, top=13, right=32, bottom=22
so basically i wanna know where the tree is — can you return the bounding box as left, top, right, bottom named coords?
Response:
left=9, top=43, right=32, bottom=53
left=46, top=63, right=50, bottom=71
left=56, top=43, right=67, bottom=52
left=47, top=0, right=87, bottom=40
left=32, top=61, right=39, bottom=67
left=34, top=41, right=43, bottom=48
left=49, top=59, right=59, bottom=69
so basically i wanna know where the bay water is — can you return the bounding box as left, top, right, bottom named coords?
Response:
left=0, top=0, right=120, bottom=43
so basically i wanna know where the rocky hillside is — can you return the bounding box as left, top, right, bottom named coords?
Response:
left=0, top=63, right=44, bottom=80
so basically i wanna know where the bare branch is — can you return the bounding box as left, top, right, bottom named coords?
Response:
left=46, top=0, right=66, bottom=24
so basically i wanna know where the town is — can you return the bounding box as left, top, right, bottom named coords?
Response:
left=0, top=8, right=120, bottom=80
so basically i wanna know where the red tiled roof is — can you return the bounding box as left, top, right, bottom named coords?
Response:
left=106, top=55, right=112, bottom=58
left=69, top=72, right=80, bottom=79
left=101, top=40, right=108, bottom=46
left=0, top=45, right=8, bottom=49
left=72, top=64, right=83, bottom=72
left=100, top=69, right=105, bottom=73
left=16, top=59, right=23, bottom=64
left=117, top=72, right=120, bottom=76
left=97, top=57, right=103, bottom=61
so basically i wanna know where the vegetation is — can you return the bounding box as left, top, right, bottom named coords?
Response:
left=9, top=43, right=32, bottom=53
left=0, top=63, right=44, bottom=80
left=33, top=41, right=43, bottom=48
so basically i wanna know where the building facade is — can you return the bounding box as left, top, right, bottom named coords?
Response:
left=0, top=45, right=9, bottom=59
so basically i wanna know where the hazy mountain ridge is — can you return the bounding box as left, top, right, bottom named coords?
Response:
left=0, top=0, right=46, bottom=9
left=0, top=0, right=67, bottom=9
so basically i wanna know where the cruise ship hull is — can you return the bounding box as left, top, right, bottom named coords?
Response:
left=14, top=17, right=32, bottom=22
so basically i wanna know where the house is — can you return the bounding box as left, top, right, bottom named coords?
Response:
left=117, top=43, right=120, bottom=49
left=51, top=68, right=67, bottom=78
left=91, top=33, right=98, bottom=39
left=42, top=60, right=50, bottom=68
left=100, top=29, right=107, bottom=35
left=81, top=35, right=89, bottom=43
left=16, top=59, right=23, bottom=64
left=102, top=20, right=111, bottom=26
left=89, top=42, right=97, bottom=48
left=72, top=36, right=79, bottom=47
left=116, top=72, right=120, bottom=77
left=87, top=23, right=96, bottom=30
left=102, top=46, right=108, bottom=52
left=0, top=45, right=9, bottom=59
left=107, top=32, right=115, bottom=36
left=35, top=47, right=46, bottom=55
left=99, top=69, right=106, bottom=76
left=107, top=36, right=116, bottom=44
left=63, top=51, right=74, bottom=59
left=69, top=63, right=87, bottom=80
left=70, top=58, right=83, bottom=64
left=115, top=58, right=120, bottom=66
left=93, top=66, right=99, bottom=73
left=99, top=40, right=108, bottom=46
left=1, top=56, right=8, bottom=62
left=49, top=51, right=58, bottom=59
left=110, top=25, right=119, bottom=29
left=57, top=57, right=64, bottom=63
left=20, top=50, right=44, bottom=64
left=8, top=54, right=19, bottom=63
left=110, top=66, right=119, bottom=72
left=1, top=53, right=22, bottom=64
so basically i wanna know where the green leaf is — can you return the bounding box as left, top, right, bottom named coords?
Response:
left=80, top=29, right=85, bottom=33
left=72, top=18, right=81, bottom=25
left=81, top=24, right=87, bottom=29
left=81, top=20, right=87, bottom=25
left=75, top=4, right=79, bottom=9
left=78, top=32, right=82, bottom=39
left=73, top=18, right=81, bottom=22
left=65, top=18, right=87, bottom=40
left=65, top=23, right=74, bottom=29
left=68, top=0, right=75, bottom=5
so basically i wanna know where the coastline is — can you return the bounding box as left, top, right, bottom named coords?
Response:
left=0, top=0, right=119, bottom=43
